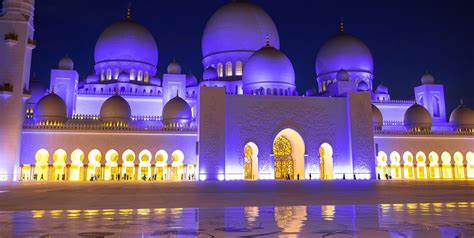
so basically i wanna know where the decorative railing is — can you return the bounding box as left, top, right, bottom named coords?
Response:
left=131, top=115, right=162, bottom=121
left=373, top=99, right=415, bottom=104
left=375, top=129, right=473, bottom=136
left=23, top=122, right=197, bottom=132
left=78, top=90, right=163, bottom=97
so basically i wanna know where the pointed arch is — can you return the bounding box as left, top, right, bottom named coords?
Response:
left=441, top=151, right=452, bottom=179
left=376, top=151, right=388, bottom=179
left=70, top=149, right=85, bottom=181
left=34, top=149, right=49, bottom=180
left=155, top=150, right=168, bottom=180
left=389, top=151, right=401, bottom=179
left=53, top=149, right=67, bottom=181
left=415, top=151, right=427, bottom=179
left=138, top=150, right=152, bottom=180
left=453, top=152, right=465, bottom=179
left=402, top=151, right=415, bottom=179
left=273, top=128, right=305, bottom=180
left=105, top=149, right=119, bottom=180
left=428, top=151, right=440, bottom=179
left=319, top=143, right=334, bottom=180
left=244, top=142, right=259, bottom=180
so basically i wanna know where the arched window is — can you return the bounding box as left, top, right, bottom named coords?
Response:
left=432, top=96, right=440, bottom=117
left=273, top=88, right=278, bottom=95
left=266, top=88, right=271, bottom=95
left=226, top=62, right=233, bottom=76
left=144, top=71, right=149, bottom=83
left=100, top=70, right=105, bottom=81
left=114, top=69, right=119, bottom=80
left=235, top=61, right=243, bottom=76
left=322, top=81, right=327, bottom=92
left=217, top=63, right=224, bottom=77
left=106, top=69, right=112, bottom=80
left=130, top=69, right=136, bottom=81
left=419, top=96, right=424, bottom=106
left=138, top=70, right=143, bottom=81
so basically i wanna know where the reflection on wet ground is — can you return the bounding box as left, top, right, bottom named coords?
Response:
left=1, top=202, right=473, bottom=237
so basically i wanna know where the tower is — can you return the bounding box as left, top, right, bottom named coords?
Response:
left=414, top=72, right=447, bottom=125
left=0, top=0, right=36, bottom=180
left=50, top=56, right=79, bottom=116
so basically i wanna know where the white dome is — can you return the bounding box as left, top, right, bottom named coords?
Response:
left=162, top=95, right=192, bottom=126
left=202, top=0, right=280, bottom=59
left=203, top=66, right=218, bottom=81
left=421, top=72, right=435, bottom=84
left=336, top=69, right=349, bottom=81
left=100, top=94, right=131, bottom=123
left=372, top=104, right=383, bottom=130
left=94, top=19, right=158, bottom=67
left=34, top=93, right=67, bottom=123
left=58, top=55, right=74, bottom=70
left=375, top=84, right=389, bottom=94
left=167, top=60, right=182, bottom=74
left=449, top=103, right=474, bottom=131
left=357, top=81, right=369, bottom=91
left=243, top=45, right=295, bottom=90
left=186, top=73, right=198, bottom=87
left=404, top=104, right=432, bottom=131
left=316, top=32, right=373, bottom=77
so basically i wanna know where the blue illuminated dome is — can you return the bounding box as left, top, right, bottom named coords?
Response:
left=186, top=73, right=198, bottom=87
left=34, top=92, right=67, bottom=123
left=203, top=66, right=218, bottom=81
left=242, top=44, right=295, bottom=94
left=100, top=94, right=131, bottom=124
left=357, top=81, right=369, bottom=91
left=162, top=95, right=192, bottom=126
left=316, top=32, right=373, bottom=77
left=375, top=84, right=389, bottom=94
left=94, top=18, right=158, bottom=74
left=202, top=0, right=279, bottom=70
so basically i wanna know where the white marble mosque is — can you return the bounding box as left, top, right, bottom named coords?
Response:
left=0, top=0, right=472, bottom=182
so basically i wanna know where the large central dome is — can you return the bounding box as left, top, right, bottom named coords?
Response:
left=94, top=19, right=158, bottom=67
left=316, top=32, right=373, bottom=77
left=202, top=0, right=280, bottom=59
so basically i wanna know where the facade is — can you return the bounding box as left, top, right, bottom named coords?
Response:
left=0, top=0, right=472, bottom=182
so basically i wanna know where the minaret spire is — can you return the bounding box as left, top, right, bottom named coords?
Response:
left=127, top=1, right=132, bottom=20
left=340, top=17, right=344, bottom=32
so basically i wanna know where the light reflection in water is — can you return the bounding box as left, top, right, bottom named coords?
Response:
left=0, top=202, right=473, bottom=237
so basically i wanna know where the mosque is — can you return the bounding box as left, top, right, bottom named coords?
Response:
left=0, top=0, right=472, bottom=182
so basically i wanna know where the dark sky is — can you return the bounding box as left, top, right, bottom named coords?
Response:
left=22, top=0, right=474, bottom=113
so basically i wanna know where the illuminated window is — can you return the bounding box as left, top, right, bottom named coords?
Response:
left=432, top=96, right=440, bottom=117
left=322, top=81, right=326, bottom=92
left=114, top=69, right=119, bottom=80
left=226, top=62, right=233, bottom=76
left=100, top=70, right=105, bottom=81
left=236, top=61, right=243, bottom=76
left=130, top=69, right=136, bottom=81
left=138, top=70, right=143, bottom=81
left=106, top=69, right=112, bottom=80
left=217, top=63, right=223, bottom=77
left=144, top=72, right=149, bottom=83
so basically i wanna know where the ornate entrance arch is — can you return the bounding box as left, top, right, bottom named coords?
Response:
left=319, top=143, right=334, bottom=180
left=273, top=128, right=305, bottom=180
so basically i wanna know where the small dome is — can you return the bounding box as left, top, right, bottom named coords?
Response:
left=336, top=69, right=349, bottom=81
left=243, top=45, right=295, bottom=89
left=167, top=60, right=182, bottom=74
left=404, top=104, right=432, bottom=131
left=357, top=81, right=369, bottom=91
left=100, top=94, right=131, bottom=123
left=375, top=84, right=389, bottom=94
left=449, top=103, right=474, bottom=131
left=316, top=32, right=373, bottom=77
left=203, top=66, right=218, bottom=81
left=372, top=104, right=383, bottom=130
left=34, top=92, right=67, bottom=123
left=421, top=72, right=435, bottom=84
left=58, top=55, right=74, bottom=70
left=162, top=95, right=192, bottom=126
left=202, top=0, right=280, bottom=59
left=94, top=19, right=158, bottom=67
left=186, top=73, right=198, bottom=87
left=118, top=71, right=129, bottom=82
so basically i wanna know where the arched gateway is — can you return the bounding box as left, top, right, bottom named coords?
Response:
left=273, top=129, right=305, bottom=180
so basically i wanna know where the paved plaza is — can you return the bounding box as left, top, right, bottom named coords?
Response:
left=0, top=180, right=473, bottom=210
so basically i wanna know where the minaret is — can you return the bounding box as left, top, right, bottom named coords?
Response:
left=0, top=0, right=36, bottom=180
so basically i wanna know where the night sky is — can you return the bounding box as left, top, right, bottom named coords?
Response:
left=18, top=0, right=474, bottom=112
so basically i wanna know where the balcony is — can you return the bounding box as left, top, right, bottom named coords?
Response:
left=4, top=33, right=18, bottom=47
left=0, top=83, right=14, bottom=99
left=27, top=38, right=36, bottom=49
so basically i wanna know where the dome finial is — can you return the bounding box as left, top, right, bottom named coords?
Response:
left=460, top=99, right=464, bottom=106
left=340, top=17, right=344, bottom=32
left=265, top=34, right=271, bottom=47
left=176, top=89, right=179, bottom=97
left=51, top=85, right=55, bottom=94
left=126, top=1, right=132, bottom=20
